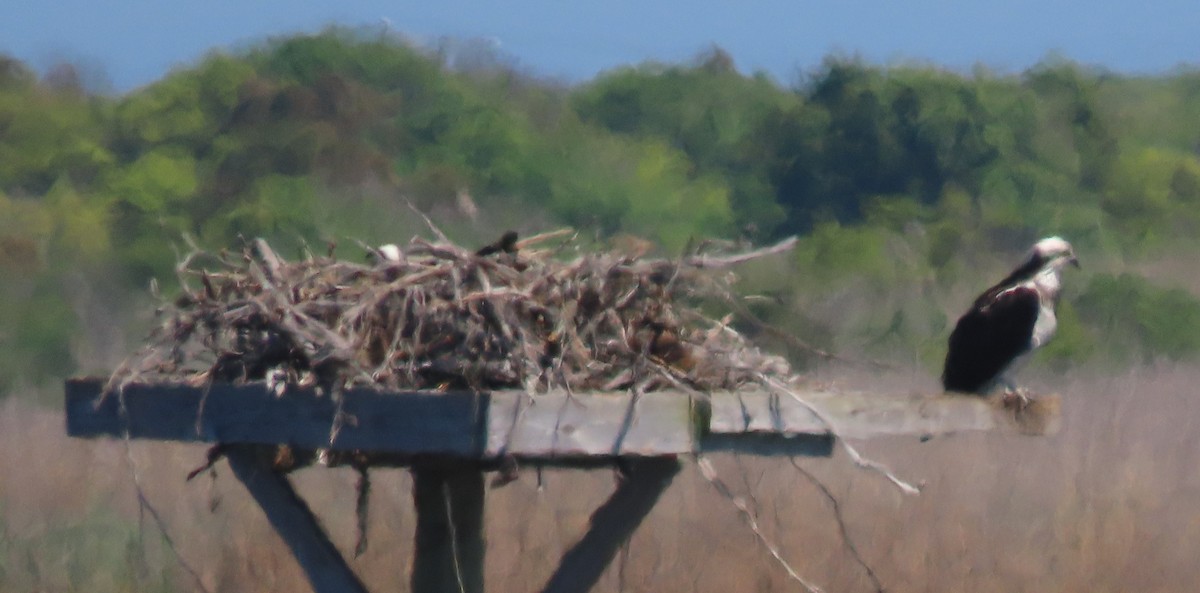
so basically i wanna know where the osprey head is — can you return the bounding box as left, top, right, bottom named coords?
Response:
left=368, top=243, right=402, bottom=264
left=1031, top=236, right=1080, bottom=271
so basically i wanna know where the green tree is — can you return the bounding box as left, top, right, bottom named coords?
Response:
left=1076, top=273, right=1200, bottom=363
left=572, top=50, right=795, bottom=235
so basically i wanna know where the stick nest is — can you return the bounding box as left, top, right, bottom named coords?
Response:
left=114, top=230, right=799, bottom=395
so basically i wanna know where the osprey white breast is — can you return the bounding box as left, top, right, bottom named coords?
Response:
left=942, top=237, right=1079, bottom=394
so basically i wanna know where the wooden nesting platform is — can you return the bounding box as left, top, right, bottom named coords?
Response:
left=64, top=378, right=1059, bottom=593
left=65, top=378, right=1058, bottom=459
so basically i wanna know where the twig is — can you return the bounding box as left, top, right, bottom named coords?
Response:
left=406, top=200, right=453, bottom=245
left=246, top=260, right=357, bottom=367
left=789, top=458, right=886, bottom=593
left=759, top=375, right=921, bottom=495
left=696, top=456, right=825, bottom=593
left=118, top=392, right=214, bottom=593
left=123, top=234, right=807, bottom=394
left=252, top=238, right=284, bottom=283
left=354, top=464, right=371, bottom=557
left=443, top=482, right=467, bottom=593
left=186, top=444, right=227, bottom=482
left=514, top=227, right=574, bottom=250
left=684, top=235, right=798, bottom=268
left=725, top=294, right=896, bottom=371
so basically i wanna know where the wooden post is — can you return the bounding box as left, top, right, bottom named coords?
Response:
left=540, top=457, right=680, bottom=593
left=411, top=464, right=486, bottom=593
left=224, top=445, right=369, bottom=593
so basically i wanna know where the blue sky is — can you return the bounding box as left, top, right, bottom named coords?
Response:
left=2, top=0, right=1198, bottom=92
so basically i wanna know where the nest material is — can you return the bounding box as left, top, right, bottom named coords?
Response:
left=116, top=230, right=798, bottom=395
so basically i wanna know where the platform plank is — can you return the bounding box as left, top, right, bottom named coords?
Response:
left=65, top=379, right=1057, bottom=461
left=486, top=391, right=695, bottom=458
left=225, top=445, right=370, bottom=593
left=65, top=379, right=697, bottom=458
left=706, top=388, right=1060, bottom=440
left=65, top=378, right=487, bottom=456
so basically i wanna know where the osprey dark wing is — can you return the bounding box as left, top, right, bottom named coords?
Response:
left=942, top=286, right=1041, bottom=393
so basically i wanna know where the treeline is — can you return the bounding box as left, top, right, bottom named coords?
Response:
left=3, top=28, right=1200, bottom=393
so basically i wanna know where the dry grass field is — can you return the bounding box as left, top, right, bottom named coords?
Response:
left=3, top=364, right=1199, bottom=592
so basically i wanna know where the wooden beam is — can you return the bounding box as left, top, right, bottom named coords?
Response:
left=224, top=445, right=369, bottom=593
left=65, top=380, right=1058, bottom=462
left=65, top=379, right=698, bottom=458
left=705, top=389, right=1060, bottom=440
left=486, top=392, right=695, bottom=458
left=704, top=390, right=832, bottom=455
left=540, top=458, right=680, bottom=593
left=66, top=378, right=486, bottom=455
left=411, top=465, right=486, bottom=593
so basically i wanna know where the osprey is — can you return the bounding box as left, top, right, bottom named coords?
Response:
left=366, top=243, right=402, bottom=264
left=942, top=237, right=1079, bottom=396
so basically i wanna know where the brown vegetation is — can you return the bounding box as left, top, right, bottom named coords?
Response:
left=4, top=363, right=1199, bottom=592
left=115, top=233, right=795, bottom=395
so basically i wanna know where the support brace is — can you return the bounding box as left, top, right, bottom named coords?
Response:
left=225, top=445, right=369, bottom=593
left=540, top=457, right=681, bottom=593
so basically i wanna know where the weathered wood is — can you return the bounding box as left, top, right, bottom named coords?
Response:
left=66, top=378, right=487, bottom=455
left=66, top=379, right=698, bottom=458
left=540, top=458, right=681, bottom=593
left=486, top=392, right=695, bottom=458
left=65, top=380, right=1057, bottom=464
left=706, top=389, right=1060, bottom=440
left=411, top=465, right=486, bottom=593
left=224, top=445, right=369, bottom=593
left=704, top=390, right=832, bottom=455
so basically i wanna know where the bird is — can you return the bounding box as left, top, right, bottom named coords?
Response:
left=475, top=231, right=519, bottom=256
left=376, top=243, right=402, bottom=263
left=941, top=236, right=1080, bottom=401
left=366, top=243, right=402, bottom=265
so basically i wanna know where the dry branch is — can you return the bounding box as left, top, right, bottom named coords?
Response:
left=683, top=236, right=798, bottom=268
left=696, top=456, right=825, bottom=593
left=759, top=375, right=922, bottom=495
left=112, top=232, right=800, bottom=395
